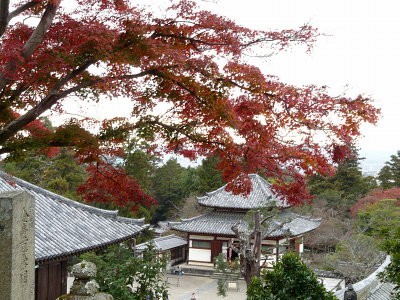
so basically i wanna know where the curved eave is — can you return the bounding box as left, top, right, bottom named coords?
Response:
left=35, top=233, right=140, bottom=264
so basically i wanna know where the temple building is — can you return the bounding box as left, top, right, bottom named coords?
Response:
left=0, top=172, right=147, bottom=300
left=169, top=174, right=322, bottom=267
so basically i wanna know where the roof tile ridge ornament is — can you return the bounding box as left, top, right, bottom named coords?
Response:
left=0, top=171, right=120, bottom=219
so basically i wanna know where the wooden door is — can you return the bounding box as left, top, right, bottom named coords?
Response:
left=35, top=260, right=67, bottom=300
left=211, top=240, right=222, bottom=262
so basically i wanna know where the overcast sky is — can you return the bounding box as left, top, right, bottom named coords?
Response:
left=192, top=0, right=398, bottom=156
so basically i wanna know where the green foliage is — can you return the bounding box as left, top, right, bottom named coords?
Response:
left=213, top=253, right=241, bottom=297
left=151, top=157, right=185, bottom=222
left=95, top=243, right=169, bottom=300
left=247, top=252, right=338, bottom=300
left=355, top=199, right=400, bottom=236
left=0, top=148, right=86, bottom=200
left=78, top=251, right=103, bottom=267
left=378, top=150, right=400, bottom=189
left=122, top=139, right=161, bottom=194
left=197, top=155, right=224, bottom=194
left=379, top=226, right=400, bottom=299
left=181, top=166, right=200, bottom=198
left=308, top=148, right=373, bottom=211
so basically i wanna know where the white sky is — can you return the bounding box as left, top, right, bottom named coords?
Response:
left=59, top=0, right=400, bottom=161
left=193, top=0, right=399, bottom=154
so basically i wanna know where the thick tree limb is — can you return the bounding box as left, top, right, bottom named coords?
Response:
left=0, top=66, right=160, bottom=148
left=8, top=1, right=38, bottom=23
left=0, top=1, right=60, bottom=91
left=0, top=0, right=9, bottom=37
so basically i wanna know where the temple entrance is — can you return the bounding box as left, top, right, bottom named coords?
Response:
left=230, top=247, right=239, bottom=261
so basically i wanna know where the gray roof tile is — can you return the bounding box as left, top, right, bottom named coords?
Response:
left=366, top=282, right=396, bottom=300
left=136, top=234, right=187, bottom=253
left=169, top=210, right=322, bottom=238
left=0, top=172, right=146, bottom=263
left=197, top=174, right=288, bottom=209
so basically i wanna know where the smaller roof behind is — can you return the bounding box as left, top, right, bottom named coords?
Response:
left=197, top=174, right=288, bottom=210
left=169, top=210, right=322, bottom=238
left=136, top=234, right=187, bottom=253
left=149, top=221, right=170, bottom=235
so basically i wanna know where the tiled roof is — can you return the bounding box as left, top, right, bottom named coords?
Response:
left=150, top=221, right=170, bottom=235
left=136, top=234, right=187, bottom=253
left=366, top=282, right=396, bottom=300
left=0, top=172, right=146, bottom=264
left=197, top=174, right=288, bottom=209
left=169, top=210, right=321, bottom=238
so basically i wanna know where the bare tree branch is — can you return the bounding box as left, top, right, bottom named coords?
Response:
left=8, top=1, right=38, bottom=23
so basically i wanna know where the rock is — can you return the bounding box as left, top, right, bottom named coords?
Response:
left=70, top=279, right=99, bottom=296
left=56, top=292, right=114, bottom=300
left=72, top=260, right=97, bottom=279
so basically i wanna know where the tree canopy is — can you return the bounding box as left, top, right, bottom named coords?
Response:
left=350, top=187, right=400, bottom=216
left=247, top=251, right=338, bottom=300
left=378, top=150, right=400, bottom=190
left=307, top=147, right=375, bottom=211
left=0, top=0, right=380, bottom=210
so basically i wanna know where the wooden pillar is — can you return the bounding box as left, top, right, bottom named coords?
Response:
left=254, top=210, right=261, bottom=276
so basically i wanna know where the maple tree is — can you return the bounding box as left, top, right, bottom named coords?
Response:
left=350, top=187, right=400, bottom=216
left=0, top=0, right=380, bottom=210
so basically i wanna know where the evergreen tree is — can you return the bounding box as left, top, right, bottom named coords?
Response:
left=378, top=165, right=394, bottom=190
left=247, top=252, right=337, bottom=300
left=197, top=155, right=225, bottom=194
left=377, top=150, right=400, bottom=189
left=122, top=139, right=160, bottom=193
left=308, top=148, right=372, bottom=210
left=181, top=166, right=200, bottom=198
left=43, top=148, right=87, bottom=200
left=152, top=158, right=185, bottom=222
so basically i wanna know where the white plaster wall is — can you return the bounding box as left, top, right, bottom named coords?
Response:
left=188, top=248, right=211, bottom=262
left=189, top=235, right=214, bottom=240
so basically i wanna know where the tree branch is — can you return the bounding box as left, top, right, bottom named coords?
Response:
left=0, top=0, right=60, bottom=91
left=146, top=119, right=225, bottom=146
left=0, top=66, right=159, bottom=148
left=0, top=0, right=9, bottom=37
left=8, top=1, right=38, bottom=23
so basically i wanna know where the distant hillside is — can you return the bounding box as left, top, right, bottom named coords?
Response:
left=359, top=150, right=396, bottom=176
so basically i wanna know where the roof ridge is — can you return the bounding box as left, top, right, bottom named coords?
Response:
left=154, top=234, right=176, bottom=241
left=0, top=171, right=122, bottom=220
left=253, top=174, right=273, bottom=199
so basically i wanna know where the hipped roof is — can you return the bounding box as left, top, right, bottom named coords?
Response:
left=197, top=174, right=288, bottom=210
left=169, top=210, right=322, bottom=238
left=0, top=172, right=147, bottom=264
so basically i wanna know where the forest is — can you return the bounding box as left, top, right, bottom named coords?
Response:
left=2, top=139, right=400, bottom=286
